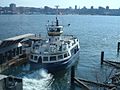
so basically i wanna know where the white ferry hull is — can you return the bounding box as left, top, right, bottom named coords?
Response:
left=29, top=50, right=80, bottom=72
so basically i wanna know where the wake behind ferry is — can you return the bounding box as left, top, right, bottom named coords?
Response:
left=29, top=17, right=80, bottom=72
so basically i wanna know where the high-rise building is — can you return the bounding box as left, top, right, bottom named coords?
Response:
left=9, top=3, right=17, bottom=14
left=91, top=6, right=94, bottom=9
left=106, top=6, right=109, bottom=10
left=69, top=6, right=72, bottom=9
left=75, top=5, right=77, bottom=10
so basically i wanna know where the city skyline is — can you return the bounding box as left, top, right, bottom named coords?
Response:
left=0, top=0, right=120, bottom=9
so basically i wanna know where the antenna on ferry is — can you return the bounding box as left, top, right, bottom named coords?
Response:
left=55, top=5, right=59, bottom=17
left=55, top=5, right=59, bottom=26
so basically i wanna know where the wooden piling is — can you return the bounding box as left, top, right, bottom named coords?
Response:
left=70, top=66, right=90, bottom=89
left=117, top=42, right=120, bottom=55
left=117, top=42, right=120, bottom=53
left=101, top=51, right=104, bottom=65
left=71, top=66, right=75, bottom=85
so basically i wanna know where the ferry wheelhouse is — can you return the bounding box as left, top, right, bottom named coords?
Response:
left=29, top=17, right=80, bottom=71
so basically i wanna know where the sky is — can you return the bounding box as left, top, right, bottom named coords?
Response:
left=0, top=0, right=120, bottom=9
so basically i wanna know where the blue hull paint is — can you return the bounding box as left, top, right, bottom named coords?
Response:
left=30, top=50, right=80, bottom=72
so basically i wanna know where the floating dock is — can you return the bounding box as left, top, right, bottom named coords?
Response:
left=0, top=33, right=35, bottom=73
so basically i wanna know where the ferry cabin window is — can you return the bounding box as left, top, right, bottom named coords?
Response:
left=31, top=55, right=33, bottom=59
left=74, top=49, right=77, bottom=54
left=71, top=49, right=74, bottom=55
left=64, top=53, right=67, bottom=58
left=49, top=28, right=54, bottom=32
left=77, top=45, right=79, bottom=51
left=74, top=46, right=79, bottom=54
left=43, top=57, right=48, bottom=61
left=58, top=55, right=63, bottom=60
left=38, top=56, right=42, bottom=63
left=34, top=56, right=38, bottom=60
left=68, top=53, right=70, bottom=56
left=50, top=56, right=56, bottom=61
left=59, top=46, right=62, bottom=51
left=56, top=28, right=60, bottom=32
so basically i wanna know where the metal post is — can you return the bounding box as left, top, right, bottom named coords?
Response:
left=71, top=66, right=75, bottom=85
left=101, top=51, right=104, bottom=65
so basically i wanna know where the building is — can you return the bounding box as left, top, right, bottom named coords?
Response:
left=91, top=6, right=94, bottom=9
left=106, top=6, right=109, bottom=10
left=0, top=74, right=23, bottom=90
left=0, top=7, right=2, bottom=14
left=9, top=3, right=17, bottom=14
left=75, top=5, right=77, bottom=10
left=0, top=34, right=34, bottom=72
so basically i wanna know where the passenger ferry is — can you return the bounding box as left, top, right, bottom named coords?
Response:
left=29, top=17, right=80, bottom=72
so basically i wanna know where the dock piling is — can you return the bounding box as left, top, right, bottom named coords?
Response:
left=101, top=51, right=104, bottom=65
left=117, top=42, right=120, bottom=55
left=70, top=66, right=90, bottom=89
left=71, top=66, right=75, bottom=85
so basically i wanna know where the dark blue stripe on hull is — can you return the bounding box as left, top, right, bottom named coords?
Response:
left=30, top=50, right=80, bottom=72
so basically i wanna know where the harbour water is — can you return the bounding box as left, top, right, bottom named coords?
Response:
left=0, top=15, right=120, bottom=90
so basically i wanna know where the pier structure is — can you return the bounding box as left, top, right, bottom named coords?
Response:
left=0, top=74, right=23, bottom=90
left=0, top=33, right=34, bottom=73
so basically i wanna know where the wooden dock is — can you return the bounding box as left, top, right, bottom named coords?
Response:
left=100, top=51, right=120, bottom=68
left=0, top=34, right=34, bottom=73
left=69, top=42, right=120, bottom=89
left=70, top=66, right=117, bottom=90
left=0, top=54, right=29, bottom=73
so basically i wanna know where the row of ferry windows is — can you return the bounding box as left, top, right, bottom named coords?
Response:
left=31, top=53, right=69, bottom=61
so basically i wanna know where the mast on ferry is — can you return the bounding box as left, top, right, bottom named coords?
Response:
left=55, top=5, right=59, bottom=26
left=47, top=5, right=63, bottom=36
left=55, top=5, right=59, bottom=16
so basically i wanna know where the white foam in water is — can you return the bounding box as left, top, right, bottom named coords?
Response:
left=39, top=68, right=48, bottom=78
left=23, top=68, right=53, bottom=90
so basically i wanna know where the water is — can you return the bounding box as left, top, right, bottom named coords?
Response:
left=1, top=15, right=120, bottom=90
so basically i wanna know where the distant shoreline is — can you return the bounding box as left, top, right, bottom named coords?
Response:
left=1, top=3, right=120, bottom=16
left=1, top=14, right=120, bottom=16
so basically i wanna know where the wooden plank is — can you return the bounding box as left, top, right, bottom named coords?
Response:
left=74, top=77, right=90, bottom=90
left=107, top=60, right=120, bottom=64
left=77, top=78, right=116, bottom=88
left=103, top=60, right=120, bottom=68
